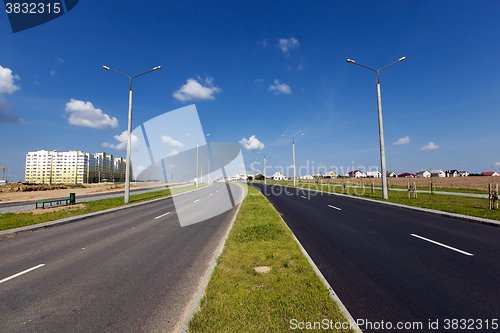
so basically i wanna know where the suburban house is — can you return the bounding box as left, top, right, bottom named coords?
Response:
left=324, top=171, right=337, bottom=178
left=301, top=175, right=314, bottom=180
left=348, top=170, right=367, bottom=178
left=416, top=170, right=431, bottom=178
left=431, top=170, right=446, bottom=177
left=313, top=173, right=323, bottom=179
left=387, top=171, right=398, bottom=178
left=481, top=172, right=500, bottom=177
left=366, top=171, right=382, bottom=178
left=459, top=171, right=470, bottom=177
left=398, top=172, right=416, bottom=178
left=445, top=169, right=459, bottom=177
left=272, top=172, right=288, bottom=180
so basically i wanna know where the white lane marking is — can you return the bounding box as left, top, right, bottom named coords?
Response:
left=301, top=196, right=307, bottom=199
left=410, top=234, right=473, bottom=256
left=155, top=212, right=170, bottom=219
left=328, top=205, right=342, bottom=211
left=0, top=264, right=45, bottom=284
left=194, top=199, right=200, bottom=203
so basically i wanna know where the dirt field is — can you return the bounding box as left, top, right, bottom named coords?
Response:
left=303, top=176, right=500, bottom=191
left=0, top=182, right=176, bottom=204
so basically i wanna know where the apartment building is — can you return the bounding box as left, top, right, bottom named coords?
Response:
left=24, top=150, right=127, bottom=184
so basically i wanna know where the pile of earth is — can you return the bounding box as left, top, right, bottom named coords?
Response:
left=0, top=184, right=67, bottom=193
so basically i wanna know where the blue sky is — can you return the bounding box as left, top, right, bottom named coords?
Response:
left=1, top=1, right=500, bottom=181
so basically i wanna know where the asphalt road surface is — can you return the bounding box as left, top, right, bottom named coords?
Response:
left=0, top=182, right=244, bottom=333
left=252, top=183, right=500, bottom=333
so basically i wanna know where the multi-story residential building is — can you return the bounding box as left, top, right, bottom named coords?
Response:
left=25, top=150, right=127, bottom=184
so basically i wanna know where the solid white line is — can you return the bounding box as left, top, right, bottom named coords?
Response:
left=0, top=264, right=45, bottom=284
left=301, top=196, right=307, bottom=199
left=328, top=205, right=342, bottom=211
left=410, top=234, right=473, bottom=256
left=155, top=212, right=170, bottom=219
left=194, top=199, right=200, bottom=203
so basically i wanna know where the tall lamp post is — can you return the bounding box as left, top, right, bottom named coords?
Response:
left=187, top=133, right=210, bottom=187
left=346, top=57, right=405, bottom=199
left=103, top=65, right=162, bottom=203
left=258, top=152, right=270, bottom=184
left=282, top=134, right=304, bottom=187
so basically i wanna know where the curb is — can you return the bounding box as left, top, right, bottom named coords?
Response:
left=0, top=185, right=210, bottom=238
left=276, top=184, right=500, bottom=228
left=179, top=184, right=244, bottom=333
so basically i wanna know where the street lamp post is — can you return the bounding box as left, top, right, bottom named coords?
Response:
left=103, top=65, right=162, bottom=203
left=282, top=134, right=304, bottom=187
left=187, top=133, right=210, bottom=187
left=258, top=152, right=270, bottom=184
left=346, top=57, right=405, bottom=199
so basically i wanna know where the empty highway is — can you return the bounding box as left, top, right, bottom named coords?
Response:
left=0, top=183, right=244, bottom=333
left=252, top=183, right=500, bottom=332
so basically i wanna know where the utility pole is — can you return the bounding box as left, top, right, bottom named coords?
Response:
left=2, top=164, right=5, bottom=180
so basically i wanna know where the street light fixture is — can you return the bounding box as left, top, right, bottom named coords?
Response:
left=103, top=65, right=162, bottom=203
left=257, top=152, right=270, bottom=184
left=187, top=133, right=210, bottom=187
left=346, top=57, right=405, bottom=199
left=282, top=134, right=304, bottom=186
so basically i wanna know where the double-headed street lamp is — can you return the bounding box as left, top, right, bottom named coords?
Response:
left=186, top=133, right=210, bottom=187
left=103, top=65, right=162, bottom=203
left=346, top=57, right=406, bottom=199
left=257, top=151, right=270, bottom=184
left=282, top=134, right=304, bottom=186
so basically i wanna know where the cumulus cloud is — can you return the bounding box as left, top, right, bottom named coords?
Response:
left=278, top=37, right=300, bottom=56
left=495, top=162, right=500, bottom=166
left=269, top=79, right=291, bottom=95
left=161, top=135, right=184, bottom=148
left=102, top=130, right=139, bottom=151
left=50, top=70, right=57, bottom=76
left=173, top=76, right=221, bottom=102
left=239, top=135, right=265, bottom=151
left=168, top=149, right=179, bottom=157
left=55, top=58, right=64, bottom=64
left=394, top=136, right=410, bottom=145
left=65, top=98, right=119, bottom=130
left=420, top=142, right=439, bottom=151
left=0, top=65, right=28, bottom=125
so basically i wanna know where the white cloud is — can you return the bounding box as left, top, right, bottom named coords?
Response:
left=495, top=162, right=500, bottom=166
left=161, top=135, right=184, bottom=148
left=65, top=98, right=119, bottom=130
left=278, top=37, right=300, bottom=56
left=420, top=142, right=439, bottom=151
left=55, top=58, right=64, bottom=64
left=0, top=65, right=20, bottom=95
left=269, top=79, right=291, bottom=95
left=168, top=150, right=179, bottom=157
left=394, top=136, right=410, bottom=145
left=102, top=130, right=139, bottom=151
left=173, top=76, right=221, bottom=102
left=136, top=165, right=147, bottom=173
left=239, top=135, right=265, bottom=151
left=50, top=70, right=57, bottom=76
left=0, top=65, right=27, bottom=125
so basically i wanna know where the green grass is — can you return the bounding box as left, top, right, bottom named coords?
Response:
left=280, top=182, right=500, bottom=221
left=0, top=184, right=204, bottom=232
left=188, top=185, right=354, bottom=333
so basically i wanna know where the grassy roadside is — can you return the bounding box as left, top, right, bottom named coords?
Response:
left=188, top=185, right=354, bottom=333
left=259, top=181, right=500, bottom=221
left=0, top=184, right=204, bottom=232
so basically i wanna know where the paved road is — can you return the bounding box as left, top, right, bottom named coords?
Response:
left=0, top=183, right=243, bottom=333
left=252, top=183, right=500, bottom=332
left=0, top=183, right=192, bottom=214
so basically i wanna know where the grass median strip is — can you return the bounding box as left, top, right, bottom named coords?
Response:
left=0, top=184, right=204, bottom=232
left=188, top=185, right=354, bottom=333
